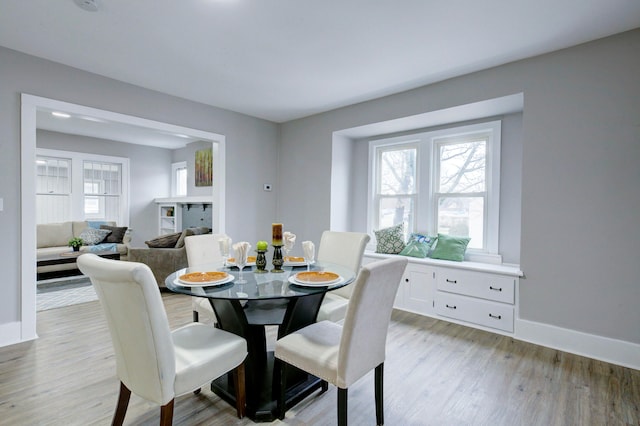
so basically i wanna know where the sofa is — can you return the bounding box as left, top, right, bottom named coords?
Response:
left=128, top=226, right=210, bottom=288
left=37, top=221, right=130, bottom=278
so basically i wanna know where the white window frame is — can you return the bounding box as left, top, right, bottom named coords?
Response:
left=171, top=161, right=187, bottom=197
left=36, top=148, right=130, bottom=226
left=368, top=120, right=501, bottom=260
left=370, top=140, right=420, bottom=234
left=35, top=156, right=72, bottom=224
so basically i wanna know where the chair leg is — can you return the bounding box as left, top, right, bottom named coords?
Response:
left=338, top=387, right=348, bottom=426
left=159, top=399, right=174, bottom=426
left=192, top=310, right=199, bottom=322
left=375, top=363, right=384, bottom=425
left=112, top=381, right=131, bottom=426
left=233, top=362, right=246, bottom=419
left=277, top=360, right=286, bottom=420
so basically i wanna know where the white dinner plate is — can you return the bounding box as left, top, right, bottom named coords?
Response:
left=226, top=257, right=257, bottom=267
left=288, top=274, right=345, bottom=288
left=284, top=260, right=308, bottom=267
left=175, top=272, right=234, bottom=287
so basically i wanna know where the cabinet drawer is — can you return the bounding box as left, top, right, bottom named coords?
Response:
left=435, top=292, right=514, bottom=332
left=437, top=269, right=515, bottom=304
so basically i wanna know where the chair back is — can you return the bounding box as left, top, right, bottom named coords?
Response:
left=337, top=257, right=407, bottom=388
left=316, top=231, right=371, bottom=298
left=185, top=233, right=228, bottom=267
left=77, top=254, right=176, bottom=405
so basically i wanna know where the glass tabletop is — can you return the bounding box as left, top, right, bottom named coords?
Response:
left=164, top=261, right=356, bottom=300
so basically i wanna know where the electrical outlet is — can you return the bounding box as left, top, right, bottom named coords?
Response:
left=263, top=184, right=272, bottom=191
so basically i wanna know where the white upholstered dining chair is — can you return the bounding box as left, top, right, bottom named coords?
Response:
left=184, top=233, right=228, bottom=324
left=316, top=231, right=371, bottom=322
left=78, top=253, right=247, bottom=425
left=275, top=257, right=408, bottom=425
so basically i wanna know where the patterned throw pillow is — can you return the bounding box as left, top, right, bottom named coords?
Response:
left=374, top=223, right=406, bottom=254
left=78, top=227, right=112, bottom=245
left=430, top=233, right=471, bottom=261
left=399, top=233, right=437, bottom=258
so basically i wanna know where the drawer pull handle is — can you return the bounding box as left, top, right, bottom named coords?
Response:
left=405, top=278, right=409, bottom=282
left=489, top=286, right=502, bottom=292
left=445, top=304, right=457, bottom=309
left=446, top=279, right=457, bottom=284
left=489, top=313, right=502, bottom=319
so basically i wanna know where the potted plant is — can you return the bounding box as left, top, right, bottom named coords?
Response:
left=68, top=237, right=84, bottom=252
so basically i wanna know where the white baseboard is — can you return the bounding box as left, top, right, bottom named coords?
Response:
left=515, top=319, right=640, bottom=371
left=0, top=322, right=23, bottom=348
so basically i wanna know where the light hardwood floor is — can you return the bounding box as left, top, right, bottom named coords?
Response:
left=1, top=293, right=638, bottom=425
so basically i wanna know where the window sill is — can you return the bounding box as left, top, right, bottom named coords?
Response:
left=364, top=251, right=522, bottom=277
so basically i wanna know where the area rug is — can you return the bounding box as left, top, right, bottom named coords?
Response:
left=37, top=276, right=98, bottom=311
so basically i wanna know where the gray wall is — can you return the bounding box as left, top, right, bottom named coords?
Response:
left=37, top=130, right=173, bottom=247
left=278, top=30, right=640, bottom=344
left=172, top=140, right=214, bottom=198
left=0, top=46, right=279, bottom=326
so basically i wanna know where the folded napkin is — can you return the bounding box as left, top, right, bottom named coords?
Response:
left=302, top=241, right=315, bottom=263
left=232, top=241, right=251, bottom=265
left=283, top=231, right=296, bottom=251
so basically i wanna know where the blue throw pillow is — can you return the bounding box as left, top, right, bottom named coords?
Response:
left=87, top=243, right=117, bottom=252
left=399, top=233, right=436, bottom=258
left=87, top=221, right=108, bottom=229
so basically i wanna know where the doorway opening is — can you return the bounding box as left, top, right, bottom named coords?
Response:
left=21, top=94, right=226, bottom=342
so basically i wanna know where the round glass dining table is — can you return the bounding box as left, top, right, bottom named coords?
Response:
left=164, top=261, right=356, bottom=422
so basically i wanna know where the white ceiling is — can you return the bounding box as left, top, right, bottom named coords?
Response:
left=2, top=0, right=640, bottom=128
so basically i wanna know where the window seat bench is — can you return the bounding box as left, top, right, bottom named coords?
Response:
left=363, top=251, right=522, bottom=335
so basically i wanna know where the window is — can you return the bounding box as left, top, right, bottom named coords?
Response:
left=373, top=145, right=417, bottom=233
left=36, top=156, right=72, bottom=223
left=434, top=135, right=488, bottom=249
left=369, top=121, right=501, bottom=256
left=172, top=161, right=187, bottom=197
left=36, top=148, right=129, bottom=225
left=83, top=161, right=122, bottom=220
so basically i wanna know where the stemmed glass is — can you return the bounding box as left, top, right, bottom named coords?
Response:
left=232, top=242, right=250, bottom=284
left=236, top=256, right=247, bottom=283
left=218, top=237, right=231, bottom=267
left=302, top=241, right=315, bottom=272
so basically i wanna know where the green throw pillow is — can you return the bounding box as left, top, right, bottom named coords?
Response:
left=430, top=234, right=470, bottom=261
left=374, top=223, right=405, bottom=254
left=399, top=233, right=436, bottom=258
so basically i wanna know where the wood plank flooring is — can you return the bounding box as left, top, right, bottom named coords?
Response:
left=0, top=293, right=638, bottom=425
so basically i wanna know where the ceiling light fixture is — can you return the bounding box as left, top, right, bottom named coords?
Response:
left=74, top=0, right=100, bottom=12
left=79, top=115, right=107, bottom=123
left=51, top=111, right=71, bottom=119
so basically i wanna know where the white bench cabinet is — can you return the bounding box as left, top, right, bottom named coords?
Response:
left=364, top=253, right=521, bottom=335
